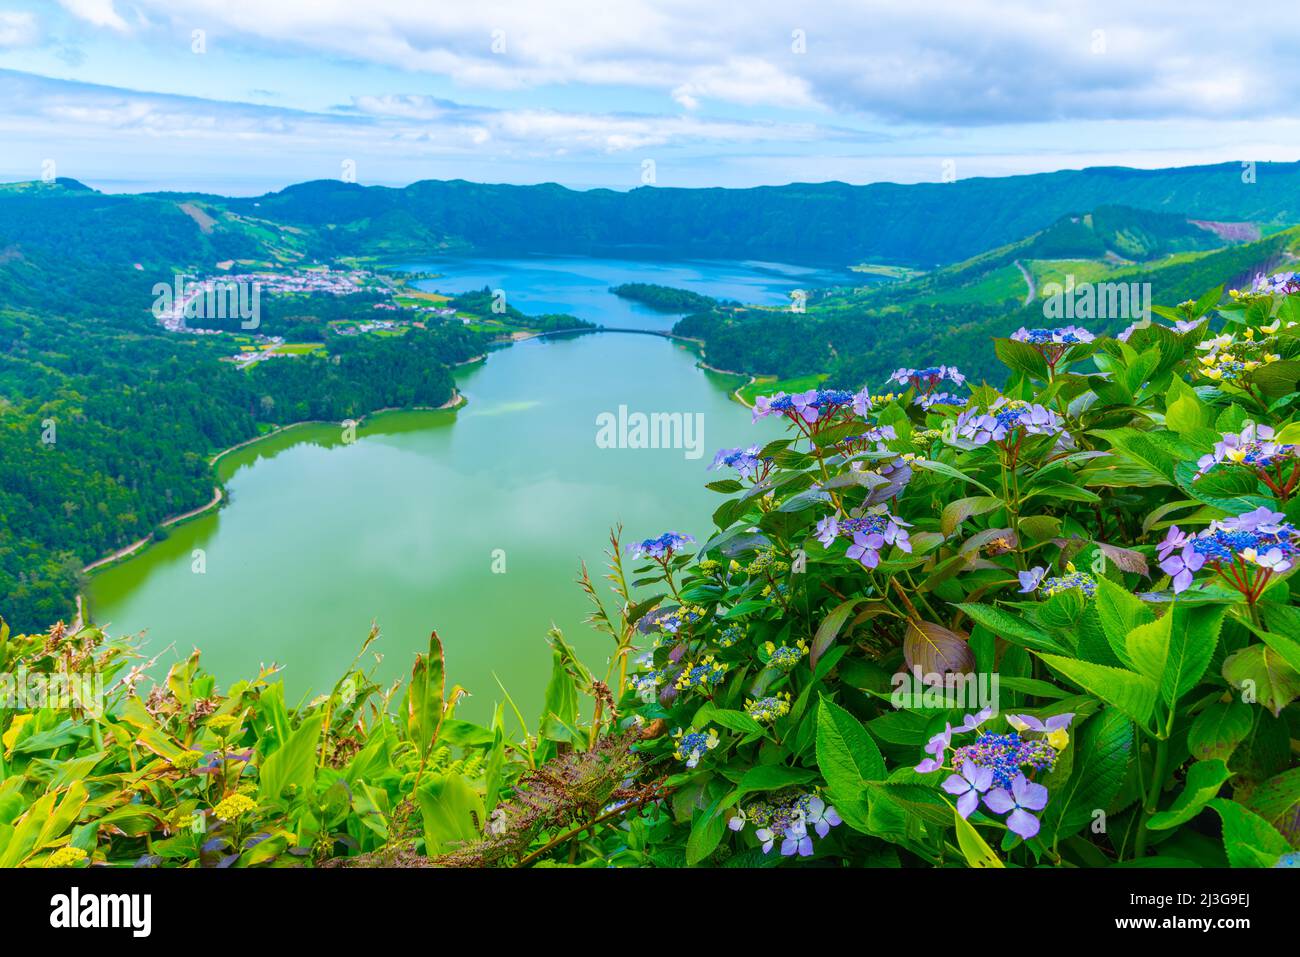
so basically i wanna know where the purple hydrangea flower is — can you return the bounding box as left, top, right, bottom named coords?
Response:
left=1156, top=525, right=1189, bottom=562
left=1018, top=566, right=1047, bottom=593
left=955, top=706, right=995, bottom=733
left=984, top=774, right=1049, bottom=840
left=955, top=398, right=1063, bottom=446
left=805, top=796, right=842, bottom=838
left=943, top=761, right=995, bottom=818
left=846, top=530, right=885, bottom=569
left=916, top=723, right=954, bottom=772
left=815, top=514, right=840, bottom=548
left=1160, top=543, right=1206, bottom=593
left=780, top=819, right=814, bottom=857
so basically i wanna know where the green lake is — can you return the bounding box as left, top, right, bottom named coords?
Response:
left=88, top=257, right=855, bottom=721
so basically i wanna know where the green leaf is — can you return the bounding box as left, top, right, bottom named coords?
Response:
left=1249, top=358, right=1300, bottom=400
left=705, top=479, right=744, bottom=493
left=407, top=631, right=446, bottom=761
left=698, top=706, right=765, bottom=736
left=416, top=772, right=486, bottom=858
left=1123, top=599, right=1222, bottom=708
left=1094, top=577, right=1153, bottom=668
left=1222, top=643, right=1300, bottom=717
left=1242, top=767, right=1300, bottom=845
left=1191, top=283, right=1224, bottom=317
left=810, top=598, right=863, bottom=668
left=735, top=764, right=818, bottom=799
left=865, top=782, right=953, bottom=828
left=538, top=644, right=579, bottom=742
left=1188, top=700, right=1254, bottom=762
left=1091, top=427, right=1182, bottom=485
left=1160, top=604, right=1224, bottom=706
left=238, top=832, right=289, bottom=867
left=259, top=715, right=322, bottom=803
left=1036, top=654, right=1156, bottom=730
left=954, top=808, right=1004, bottom=868
left=995, top=337, right=1050, bottom=380
left=1273, top=421, right=1300, bottom=445
left=685, top=795, right=727, bottom=866
left=1242, top=622, right=1300, bottom=677
left=1148, top=759, right=1232, bottom=831
left=1164, top=378, right=1214, bottom=438
left=956, top=603, right=1067, bottom=655
left=941, top=495, right=1002, bottom=536
left=1208, top=798, right=1293, bottom=868
left=995, top=676, right=1074, bottom=699
left=1044, top=708, right=1133, bottom=837
left=33, top=782, right=89, bottom=854
left=1125, top=615, right=1171, bottom=688
left=815, top=697, right=886, bottom=800
left=909, top=458, right=995, bottom=496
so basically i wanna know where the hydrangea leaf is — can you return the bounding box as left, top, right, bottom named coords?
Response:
left=1042, top=707, right=1133, bottom=839
left=1222, top=644, right=1300, bottom=717
left=1187, top=700, right=1254, bottom=762
left=815, top=696, right=886, bottom=796
left=1208, top=798, right=1292, bottom=868
left=1037, top=654, right=1156, bottom=731
left=1148, top=759, right=1232, bottom=830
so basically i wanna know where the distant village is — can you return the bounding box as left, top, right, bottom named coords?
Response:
left=148, top=264, right=464, bottom=365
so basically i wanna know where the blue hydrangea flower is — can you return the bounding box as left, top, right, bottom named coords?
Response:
left=672, top=727, right=720, bottom=768
left=950, top=731, right=1058, bottom=789
left=753, top=388, right=855, bottom=425
left=629, top=532, right=695, bottom=560
left=710, top=445, right=766, bottom=480
left=744, top=693, right=792, bottom=723
left=1157, top=508, right=1296, bottom=595
left=764, top=639, right=808, bottom=672
left=1011, top=325, right=1095, bottom=347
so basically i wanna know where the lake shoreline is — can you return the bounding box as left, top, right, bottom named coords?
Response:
left=75, top=318, right=713, bottom=592
left=78, top=391, right=468, bottom=590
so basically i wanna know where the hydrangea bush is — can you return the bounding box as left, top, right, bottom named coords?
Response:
left=615, top=278, right=1300, bottom=867
left=2, top=278, right=1299, bottom=868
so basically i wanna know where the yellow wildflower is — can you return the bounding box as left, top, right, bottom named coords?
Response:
left=45, top=846, right=89, bottom=868
left=213, top=793, right=258, bottom=822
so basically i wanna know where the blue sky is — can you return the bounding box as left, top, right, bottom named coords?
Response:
left=1, top=0, right=1298, bottom=194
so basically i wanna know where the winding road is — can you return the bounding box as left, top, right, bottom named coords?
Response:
left=1014, top=259, right=1036, bottom=306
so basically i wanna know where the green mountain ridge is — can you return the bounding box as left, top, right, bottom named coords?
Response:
left=5, top=158, right=1300, bottom=270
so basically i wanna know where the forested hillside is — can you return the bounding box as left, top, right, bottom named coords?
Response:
left=213, top=162, right=1300, bottom=266
left=0, top=298, right=481, bottom=631
left=678, top=221, right=1300, bottom=387
left=0, top=182, right=488, bottom=632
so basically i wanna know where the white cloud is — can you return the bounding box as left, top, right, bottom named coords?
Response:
left=0, top=10, right=39, bottom=48
left=44, top=0, right=1300, bottom=124
left=56, top=0, right=129, bottom=32
left=0, top=69, right=863, bottom=161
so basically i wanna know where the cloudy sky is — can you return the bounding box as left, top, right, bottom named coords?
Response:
left=0, top=0, right=1297, bottom=194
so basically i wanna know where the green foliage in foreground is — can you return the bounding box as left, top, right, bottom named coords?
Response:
left=4, top=279, right=1300, bottom=868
